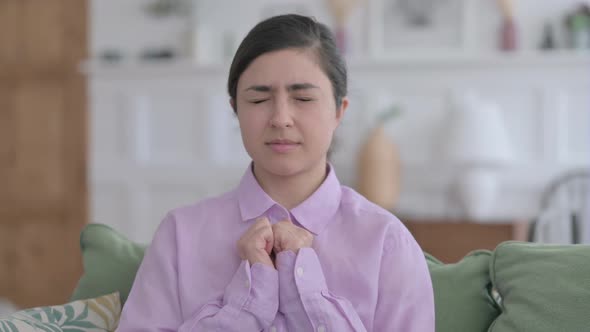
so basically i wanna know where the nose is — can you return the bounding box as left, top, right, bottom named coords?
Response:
left=269, top=97, right=293, bottom=128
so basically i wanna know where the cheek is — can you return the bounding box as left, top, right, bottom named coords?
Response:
left=237, top=110, right=270, bottom=153
left=302, top=112, right=337, bottom=146
left=238, top=108, right=266, bottom=133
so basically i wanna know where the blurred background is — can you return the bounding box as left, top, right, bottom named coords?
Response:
left=1, top=0, right=589, bottom=310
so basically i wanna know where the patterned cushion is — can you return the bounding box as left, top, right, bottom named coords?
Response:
left=0, top=292, right=120, bottom=332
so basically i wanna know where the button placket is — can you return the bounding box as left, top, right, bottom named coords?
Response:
left=296, top=267, right=304, bottom=277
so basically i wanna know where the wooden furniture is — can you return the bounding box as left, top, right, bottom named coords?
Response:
left=403, top=219, right=529, bottom=263
left=0, top=0, right=88, bottom=308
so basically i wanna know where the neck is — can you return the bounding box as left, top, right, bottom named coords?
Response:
left=253, top=161, right=328, bottom=210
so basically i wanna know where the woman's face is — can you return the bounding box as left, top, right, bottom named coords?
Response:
left=234, top=48, right=347, bottom=178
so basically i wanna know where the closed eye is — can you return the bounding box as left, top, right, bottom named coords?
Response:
left=295, top=98, right=313, bottom=102
left=250, top=99, right=269, bottom=104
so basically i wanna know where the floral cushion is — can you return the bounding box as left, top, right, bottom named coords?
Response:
left=0, top=292, right=120, bottom=332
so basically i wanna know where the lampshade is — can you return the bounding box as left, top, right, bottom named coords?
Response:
left=443, top=95, right=515, bottom=167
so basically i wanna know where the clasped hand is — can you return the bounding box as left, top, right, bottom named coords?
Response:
left=237, top=217, right=313, bottom=268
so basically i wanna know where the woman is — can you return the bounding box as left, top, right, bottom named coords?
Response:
left=117, top=14, right=434, bottom=332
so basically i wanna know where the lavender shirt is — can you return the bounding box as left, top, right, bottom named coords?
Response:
left=117, top=165, right=435, bottom=331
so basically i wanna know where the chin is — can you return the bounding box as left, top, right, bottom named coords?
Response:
left=266, top=160, right=306, bottom=177
left=255, top=156, right=308, bottom=178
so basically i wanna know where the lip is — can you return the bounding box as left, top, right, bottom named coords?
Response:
left=267, top=139, right=298, bottom=144
left=266, top=139, right=301, bottom=153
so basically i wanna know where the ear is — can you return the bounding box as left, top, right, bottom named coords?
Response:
left=335, top=96, right=349, bottom=126
left=229, top=98, right=236, bottom=113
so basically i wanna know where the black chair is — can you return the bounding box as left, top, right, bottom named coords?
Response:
left=528, top=169, right=590, bottom=244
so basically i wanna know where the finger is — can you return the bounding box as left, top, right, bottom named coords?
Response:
left=272, top=230, right=284, bottom=253
left=257, top=217, right=273, bottom=232
left=261, top=226, right=274, bottom=255
left=254, top=217, right=270, bottom=228
left=276, top=220, right=292, bottom=227
left=273, top=243, right=282, bottom=254
left=265, top=239, right=274, bottom=255
left=272, top=231, right=281, bottom=250
left=243, top=217, right=269, bottom=238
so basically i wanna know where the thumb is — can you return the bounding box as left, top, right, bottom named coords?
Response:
left=277, top=218, right=294, bottom=226
left=263, top=228, right=274, bottom=255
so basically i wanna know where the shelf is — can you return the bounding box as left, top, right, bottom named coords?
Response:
left=81, top=51, right=590, bottom=77
left=349, top=51, right=590, bottom=68
left=80, top=59, right=230, bottom=78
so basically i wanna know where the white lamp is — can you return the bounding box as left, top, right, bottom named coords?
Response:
left=443, top=94, right=515, bottom=221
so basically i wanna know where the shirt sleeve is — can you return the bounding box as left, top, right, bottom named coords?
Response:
left=372, top=226, right=435, bottom=331
left=276, top=248, right=367, bottom=331
left=116, top=214, right=279, bottom=332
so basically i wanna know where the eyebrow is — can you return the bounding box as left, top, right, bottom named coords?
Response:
left=244, top=83, right=319, bottom=93
left=288, top=83, right=319, bottom=91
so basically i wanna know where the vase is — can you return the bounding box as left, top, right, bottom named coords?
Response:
left=356, top=125, right=400, bottom=211
left=499, top=17, right=517, bottom=51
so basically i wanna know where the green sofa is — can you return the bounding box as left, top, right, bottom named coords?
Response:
left=71, top=224, right=590, bottom=332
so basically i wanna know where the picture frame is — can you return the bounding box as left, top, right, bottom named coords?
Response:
left=367, top=0, right=473, bottom=58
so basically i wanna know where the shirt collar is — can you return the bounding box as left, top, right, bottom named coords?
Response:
left=237, top=164, right=276, bottom=223
left=237, top=163, right=342, bottom=235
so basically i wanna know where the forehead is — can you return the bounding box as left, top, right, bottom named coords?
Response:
left=237, top=49, right=331, bottom=90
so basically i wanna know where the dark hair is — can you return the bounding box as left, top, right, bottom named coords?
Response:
left=227, top=14, right=347, bottom=112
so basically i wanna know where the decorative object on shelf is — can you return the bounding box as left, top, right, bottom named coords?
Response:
left=143, top=0, right=189, bottom=18
left=98, top=49, right=124, bottom=63
left=325, top=0, right=364, bottom=54
left=565, top=4, right=590, bottom=50
left=186, top=1, right=231, bottom=64
left=539, top=22, right=556, bottom=50
left=396, top=0, right=436, bottom=26
left=139, top=47, right=177, bottom=61
left=442, top=93, right=515, bottom=221
left=497, top=0, right=518, bottom=51
left=140, top=0, right=192, bottom=59
left=375, top=0, right=467, bottom=56
left=356, top=104, right=402, bottom=211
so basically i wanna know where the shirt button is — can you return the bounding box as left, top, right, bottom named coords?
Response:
left=296, top=267, right=304, bottom=277
left=317, top=325, right=326, bottom=332
left=270, top=327, right=277, bottom=332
